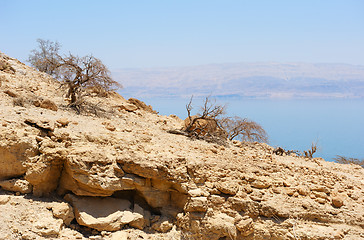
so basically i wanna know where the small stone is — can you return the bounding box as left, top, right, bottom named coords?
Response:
left=215, top=182, right=238, bottom=195
left=102, top=122, right=116, bottom=131
left=332, top=195, right=344, bottom=208
left=251, top=178, right=272, bottom=189
left=297, top=186, right=310, bottom=196
left=110, top=231, right=129, bottom=240
left=152, top=217, right=173, bottom=233
left=51, top=202, right=75, bottom=226
left=4, top=89, right=17, bottom=97
left=236, top=217, right=254, bottom=236
left=184, top=197, right=208, bottom=212
left=56, top=118, right=70, bottom=127
left=0, top=195, right=10, bottom=204
left=39, top=99, right=58, bottom=111
left=285, top=188, right=296, bottom=196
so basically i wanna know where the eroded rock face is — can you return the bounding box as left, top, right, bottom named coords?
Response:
left=0, top=179, right=32, bottom=194
left=0, top=135, right=38, bottom=181
left=1, top=52, right=364, bottom=239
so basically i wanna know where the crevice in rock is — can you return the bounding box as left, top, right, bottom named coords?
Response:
left=112, top=190, right=160, bottom=215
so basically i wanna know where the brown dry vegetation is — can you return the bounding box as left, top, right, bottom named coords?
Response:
left=28, top=39, right=121, bottom=109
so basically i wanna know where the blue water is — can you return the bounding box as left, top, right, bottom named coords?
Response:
left=132, top=97, right=364, bottom=162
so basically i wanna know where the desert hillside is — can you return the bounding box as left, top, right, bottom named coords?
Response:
left=0, top=51, right=364, bottom=239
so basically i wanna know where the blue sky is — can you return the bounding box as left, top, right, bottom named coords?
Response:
left=1, top=0, right=363, bottom=68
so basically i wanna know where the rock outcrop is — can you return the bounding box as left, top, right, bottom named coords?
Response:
left=1, top=51, right=364, bottom=239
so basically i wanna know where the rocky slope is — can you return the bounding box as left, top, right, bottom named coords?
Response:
left=0, top=51, right=364, bottom=239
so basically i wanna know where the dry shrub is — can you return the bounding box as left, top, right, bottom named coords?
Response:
left=220, top=116, right=268, bottom=142
left=334, top=155, right=364, bottom=168
left=303, top=142, right=317, bottom=159
left=179, top=96, right=268, bottom=144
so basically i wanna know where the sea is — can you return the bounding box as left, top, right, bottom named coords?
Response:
left=129, top=97, right=364, bottom=162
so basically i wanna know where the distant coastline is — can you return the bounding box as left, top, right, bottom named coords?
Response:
left=113, top=62, right=364, bottom=99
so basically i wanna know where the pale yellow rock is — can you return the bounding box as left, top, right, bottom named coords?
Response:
left=0, top=137, right=37, bottom=181
left=0, top=195, right=10, bottom=204
left=56, top=118, right=70, bottom=127
left=250, top=177, right=272, bottom=189
left=39, top=99, right=58, bottom=111
left=152, top=217, right=173, bottom=233
left=236, top=217, right=254, bottom=236
left=64, top=194, right=146, bottom=231
left=51, top=202, right=75, bottom=226
left=110, top=230, right=129, bottom=240
left=0, top=179, right=32, bottom=194
left=184, top=197, right=208, bottom=212
left=206, top=213, right=237, bottom=239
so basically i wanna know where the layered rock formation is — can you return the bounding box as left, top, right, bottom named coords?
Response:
left=1, top=51, right=364, bottom=239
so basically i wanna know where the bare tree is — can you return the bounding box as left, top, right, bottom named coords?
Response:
left=28, top=39, right=121, bottom=107
left=220, top=116, right=268, bottom=142
left=184, top=96, right=226, bottom=139
left=180, top=96, right=268, bottom=144
left=27, top=39, right=61, bottom=76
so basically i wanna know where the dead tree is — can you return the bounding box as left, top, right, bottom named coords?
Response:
left=183, top=96, right=226, bottom=139
left=220, top=116, right=268, bottom=142
left=28, top=39, right=121, bottom=108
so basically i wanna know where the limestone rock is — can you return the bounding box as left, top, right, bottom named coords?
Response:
left=33, top=218, right=63, bottom=237
left=184, top=197, right=208, bottom=212
left=206, top=213, right=237, bottom=239
left=236, top=217, right=254, bottom=236
left=151, top=217, right=173, bottom=233
left=39, top=99, right=58, bottom=111
left=110, top=231, right=129, bottom=240
left=215, top=181, right=238, bottom=195
left=56, top=118, right=70, bottom=127
left=332, top=195, right=344, bottom=208
left=251, top=177, right=272, bottom=189
left=25, top=147, right=66, bottom=196
left=0, top=179, right=32, bottom=194
left=115, top=103, right=138, bottom=112
left=0, top=195, right=10, bottom=204
left=51, top=202, right=75, bottom=226
left=58, top=148, right=128, bottom=196
left=0, top=136, right=38, bottom=181
left=65, top=194, right=145, bottom=231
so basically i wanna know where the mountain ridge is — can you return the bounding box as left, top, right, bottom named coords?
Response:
left=112, top=62, right=364, bottom=99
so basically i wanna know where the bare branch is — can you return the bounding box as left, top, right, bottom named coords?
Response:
left=28, top=39, right=122, bottom=106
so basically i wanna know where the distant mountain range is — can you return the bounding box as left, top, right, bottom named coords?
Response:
left=112, top=62, right=364, bottom=99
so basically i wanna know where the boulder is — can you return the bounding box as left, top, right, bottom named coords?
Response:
left=51, top=202, right=75, bottom=226
left=0, top=137, right=38, bottom=181
left=206, top=213, right=237, bottom=239
left=65, top=194, right=146, bottom=231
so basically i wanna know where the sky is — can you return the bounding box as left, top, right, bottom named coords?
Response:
left=1, top=0, right=363, bottom=69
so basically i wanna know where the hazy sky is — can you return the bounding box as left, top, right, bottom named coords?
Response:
left=1, top=0, right=363, bottom=68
